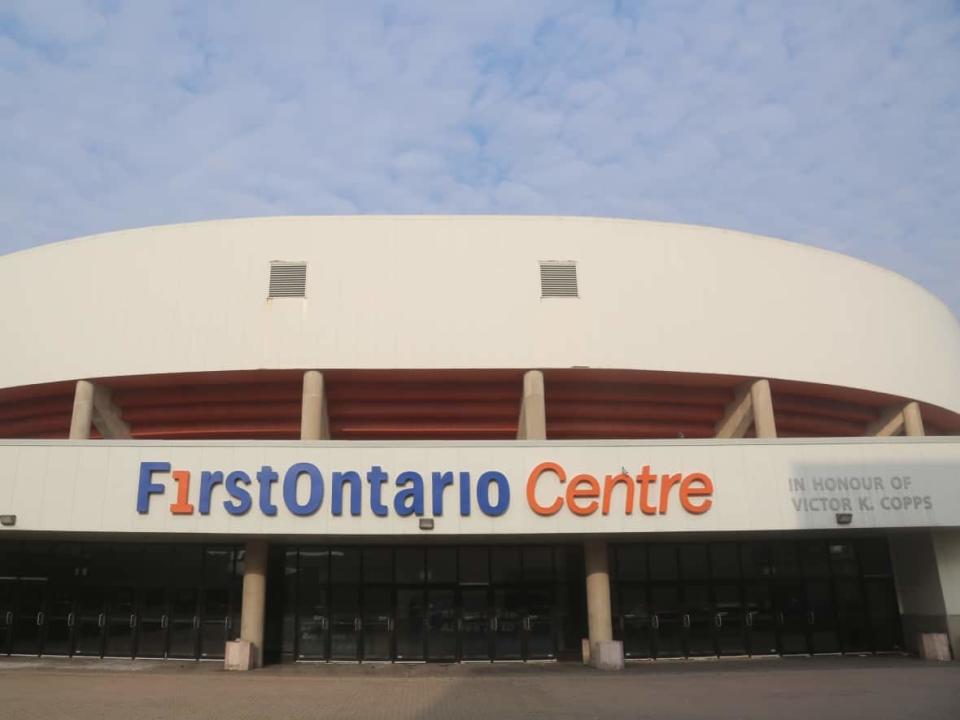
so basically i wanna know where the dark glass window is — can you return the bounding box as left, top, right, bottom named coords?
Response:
left=491, top=547, right=522, bottom=583
left=709, top=544, right=740, bottom=579
left=427, top=547, right=457, bottom=584
left=522, top=547, right=553, bottom=582
left=362, top=548, right=393, bottom=583
left=395, top=547, right=425, bottom=584
left=298, top=547, right=329, bottom=585
left=679, top=545, right=709, bottom=580
left=648, top=545, right=678, bottom=581
left=458, top=547, right=489, bottom=585
left=800, top=541, right=830, bottom=577
left=615, top=545, right=647, bottom=581
left=829, top=543, right=858, bottom=577
left=857, top=540, right=892, bottom=577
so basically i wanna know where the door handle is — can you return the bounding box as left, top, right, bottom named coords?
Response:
left=682, top=614, right=690, bottom=629
left=129, top=614, right=137, bottom=629
left=224, top=616, right=232, bottom=631
left=193, top=616, right=200, bottom=630
left=36, top=611, right=45, bottom=626
left=354, top=617, right=362, bottom=632
left=161, top=615, right=168, bottom=629
left=714, top=614, right=723, bottom=629
left=321, top=617, right=329, bottom=632
left=745, top=612, right=754, bottom=628
left=387, top=618, right=394, bottom=632
left=67, top=612, right=75, bottom=628
left=98, top=613, right=105, bottom=628
left=807, top=611, right=815, bottom=625
left=4, top=611, right=11, bottom=625
left=777, top=612, right=784, bottom=625
left=651, top=615, right=660, bottom=629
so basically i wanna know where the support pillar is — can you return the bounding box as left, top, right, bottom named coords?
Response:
left=750, top=378, right=777, bottom=439
left=69, top=380, right=95, bottom=439
left=300, top=370, right=330, bottom=440
left=239, top=538, right=268, bottom=668
left=584, top=539, right=623, bottom=670
left=890, top=530, right=960, bottom=660
left=714, top=378, right=777, bottom=439
left=517, top=370, right=546, bottom=440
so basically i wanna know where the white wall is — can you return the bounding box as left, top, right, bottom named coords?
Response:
left=1, top=216, right=959, bottom=413
left=0, top=437, right=957, bottom=537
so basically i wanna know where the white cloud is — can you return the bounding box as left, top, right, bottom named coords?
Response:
left=0, top=0, right=958, bottom=314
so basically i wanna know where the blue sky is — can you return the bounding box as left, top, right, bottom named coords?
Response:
left=1, top=2, right=958, bottom=314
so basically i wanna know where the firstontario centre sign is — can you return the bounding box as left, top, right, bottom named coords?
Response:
left=1, top=439, right=958, bottom=536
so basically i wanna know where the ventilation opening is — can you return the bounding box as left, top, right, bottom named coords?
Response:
left=268, top=262, right=307, bottom=298
left=539, top=261, right=578, bottom=298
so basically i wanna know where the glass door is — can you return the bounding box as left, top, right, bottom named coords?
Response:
left=43, top=585, right=74, bottom=656
left=11, top=579, right=45, bottom=656
left=744, top=583, right=777, bottom=656
left=775, top=581, right=809, bottom=655
left=137, top=587, right=168, bottom=658
left=806, top=579, right=840, bottom=653
left=296, top=583, right=328, bottom=660
left=0, top=580, right=14, bottom=655
left=834, top=579, right=869, bottom=654
left=713, top=583, right=747, bottom=656
left=103, top=587, right=136, bottom=658
left=362, top=586, right=393, bottom=661
left=650, top=584, right=683, bottom=658
left=492, top=587, right=523, bottom=660
left=73, top=587, right=105, bottom=657
left=682, top=583, right=716, bottom=657
left=329, top=584, right=361, bottom=661
left=524, top=585, right=556, bottom=660
left=618, top=584, right=653, bottom=659
left=426, top=588, right=458, bottom=661
left=199, top=587, right=231, bottom=659
left=167, top=587, right=199, bottom=659
left=395, top=588, right=425, bottom=660
left=460, top=587, right=490, bottom=660
left=864, top=578, right=901, bottom=652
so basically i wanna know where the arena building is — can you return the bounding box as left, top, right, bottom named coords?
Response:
left=0, top=216, right=958, bottom=669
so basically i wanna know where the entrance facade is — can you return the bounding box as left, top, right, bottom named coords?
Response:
left=267, top=544, right=586, bottom=663
left=610, top=538, right=902, bottom=659
left=0, top=542, right=243, bottom=660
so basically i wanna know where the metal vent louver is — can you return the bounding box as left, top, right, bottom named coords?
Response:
left=268, top=262, right=307, bottom=298
left=539, top=261, right=578, bottom=298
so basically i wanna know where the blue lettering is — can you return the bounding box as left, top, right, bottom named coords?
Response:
left=137, top=462, right=170, bottom=514
left=459, top=471, right=471, bottom=516
left=332, top=471, right=362, bottom=516
left=198, top=470, right=224, bottom=515
left=394, top=471, right=424, bottom=517
left=284, top=463, right=324, bottom=516
left=431, top=471, right=454, bottom=516
left=477, top=471, right=510, bottom=516
left=224, top=471, right=252, bottom=515
left=257, top=465, right=279, bottom=516
left=367, top=465, right=389, bottom=517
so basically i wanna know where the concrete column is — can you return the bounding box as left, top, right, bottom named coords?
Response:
left=517, top=370, right=546, bottom=440
left=584, top=539, right=623, bottom=670
left=240, top=539, right=268, bottom=668
left=300, top=370, right=330, bottom=440
left=68, top=380, right=95, bottom=439
left=890, top=530, right=960, bottom=659
left=903, top=401, right=925, bottom=437
left=749, top=378, right=777, bottom=438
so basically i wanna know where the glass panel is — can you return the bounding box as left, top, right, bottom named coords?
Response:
left=864, top=579, right=902, bottom=651
left=395, top=548, right=425, bottom=585
left=362, top=586, right=392, bottom=661
left=199, top=587, right=230, bottom=659
left=137, top=586, right=168, bottom=658
left=648, top=546, right=678, bottom=581
left=522, top=547, right=553, bottom=583
left=330, top=548, right=361, bottom=585
left=299, top=548, right=329, bottom=585
left=806, top=580, right=840, bottom=653
left=426, top=589, right=457, bottom=660
left=0, top=580, right=16, bottom=655
left=458, top=547, right=489, bottom=585
left=73, top=586, right=105, bottom=657
left=615, top=545, right=646, bottom=581
left=104, top=586, right=136, bottom=658
left=800, top=541, right=830, bottom=577
left=834, top=579, right=869, bottom=653
left=775, top=581, right=809, bottom=654
left=744, top=583, right=777, bottom=655
left=297, top=584, right=328, bottom=660
left=714, top=583, right=746, bottom=655
left=828, top=543, right=858, bottom=577
left=426, top=547, right=456, bottom=585
left=395, top=588, right=424, bottom=660
left=683, top=583, right=715, bottom=656
left=741, top=543, right=774, bottom=579
left=773, top=542, right=801, bottom=578
left=491, top=548, right=522, bottom=584
left=858, top=540, right=893, bottom=577
left=492, top=587, right=523, bottom=659
left=362, top=548, right=393, bottom=584
left=709, top=544, right=740, bottom=580
left=650, top=584, right=683, bottom=658
left=679, top=545, right=709, bottom=580
left=11, top=579, right=45, bottom=655
left=525, top=585, right=555, bottom=659
left=329, top=584, right=360, bottom=660
left=460, top=588, right=490, bottom=660
left=281, top=549, right=297, bottom=657
left=618, top=584, right=652, bottom=658
left=43, top=585, right=73, bottom=656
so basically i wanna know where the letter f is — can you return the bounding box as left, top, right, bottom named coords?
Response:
left=137, top=461, right=171, bottom=513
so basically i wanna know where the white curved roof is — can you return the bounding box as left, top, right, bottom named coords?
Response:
left=2, top=216, right=959, bottom=413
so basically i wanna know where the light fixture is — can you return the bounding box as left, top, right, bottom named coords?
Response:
left=0, top=515, right=16, bottom=527
left=835, top=513, right=853, bottom=526
left=419, top=518, right=435, bottom=531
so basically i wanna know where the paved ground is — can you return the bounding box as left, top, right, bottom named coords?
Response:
left=0, top=655, right=957, bottom=719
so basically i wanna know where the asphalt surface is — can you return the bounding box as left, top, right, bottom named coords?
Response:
left=0, top=655, right=957, bottom=719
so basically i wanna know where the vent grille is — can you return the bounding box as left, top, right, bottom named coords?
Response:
left=539, top=261, right=578, bottom=298
left=268, top=262, right=307, bottom=298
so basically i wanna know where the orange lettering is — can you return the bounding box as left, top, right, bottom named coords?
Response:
left=526, top=461, right=565, bottom=516
left=680, top=472, right=713, bottom=514
left=602, top=473, right=634, bottom=515
left=566, top=474, right=600, bottom=516
left=658, top=473, right=682, bottom=514
left=170, top=470, right=194, bottom=515
left=637, top=465, right=658, bottom=515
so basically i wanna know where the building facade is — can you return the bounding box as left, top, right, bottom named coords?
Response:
left=0, top=216, right=958, bottom=667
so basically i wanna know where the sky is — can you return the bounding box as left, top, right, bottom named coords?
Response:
left=1, top=1, right=958, bottom=314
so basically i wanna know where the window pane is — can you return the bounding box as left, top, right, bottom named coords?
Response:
left=395, top=547, right=425, bottom=584
left=362, top=548, right=393, bottom=583
left=615, top=545, right=647, bottom=581
left=427, top=547, right=456, bottom=584
left=458, top=547, right=489, bottom=584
